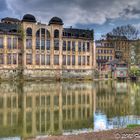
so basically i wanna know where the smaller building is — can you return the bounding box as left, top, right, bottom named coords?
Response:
left=105, top=59, right=128, bottom=79
left=96, top=40, right=115, bottom=70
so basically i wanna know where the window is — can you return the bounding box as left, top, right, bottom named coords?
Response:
left=13, top=53, right=17, bottom=64
left=13, top=38, right=17, bottom=49
left=41, top=54, right=45, bottom=65
left=46, top=39, right=50, bottom=50
left=54, top=39, right=59, bottom=50
left=36, top=38, right=40, bottom=49
left=72, top=41, right=75, bottom=52
left=67, top=55, right=71, bottom=65
left=68, top=41, right=71, bottom=51
left=63, top=41, right=66, bottom=51
left=0, top=54, right=4, bottom=64
left=7, top=53, right=12, bottom=64
left=46, top=30, right=50, bottom=38
left=72, top=55, right=75, bottom=65
left=26, top=28, right=32, bottom=36
left=83, top=56, right=86, bottom=65
left=46, top=55, right=50, bottom=65
left=54, top=55, right=59, bottom=65
left=7, top=38, right=12, bottom=49
left=87, top=42, right=90, bottom=52
left=78, top=56, right=81, bottom=65
left=83, top=42, right=86, bottom=52
left=63, top=55, right=66, bottom=65
left=78, top=42, right=81, bottom=52
left=54, top=30, right=59, bottom=38
left=36, top=54, right=40, bottom=65
left=41, top=39, right=45, bottom=50
left=26, top=54, right=32, bottom=65
left=0, top=37, right=3, bottom=48
left=87, top=56, right=90, bottom=65
left=26, top=39, right=32, bottom=49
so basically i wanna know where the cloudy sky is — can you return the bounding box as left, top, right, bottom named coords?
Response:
left=1, top=0, right=140, bottom=39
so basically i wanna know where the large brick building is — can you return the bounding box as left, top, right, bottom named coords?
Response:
left=0, top=14, right=95, bottom=80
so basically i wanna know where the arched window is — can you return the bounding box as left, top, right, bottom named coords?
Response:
left=26, top=28, right=32, bottom=49
left=46, top=30, right=50, bottom=50
left=46, top=30, right=50, bottom=38
left=54, top=29, right=59, bottom=38
left=26, top=28, right=32, bottom=36
left=36, top=29, right=41, bottom=49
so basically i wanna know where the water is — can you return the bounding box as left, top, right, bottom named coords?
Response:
left=0, top=81, right=140, bottom=139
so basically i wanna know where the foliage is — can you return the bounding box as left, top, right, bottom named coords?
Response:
left=106, top=24, right=139, bottom=40
left=127, top=124, right=140, bottom=129
left=129, top=66, right=140, bottom=76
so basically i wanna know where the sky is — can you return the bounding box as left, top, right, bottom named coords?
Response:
left=1, top=0, right=140, bottom=40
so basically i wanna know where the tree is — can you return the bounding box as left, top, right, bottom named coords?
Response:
left=107, top=24, right=139, bottom=40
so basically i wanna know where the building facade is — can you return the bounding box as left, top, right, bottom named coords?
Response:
left=96, top=35, right=130, bottom=71
left=0, top=14, right=95, bottom=80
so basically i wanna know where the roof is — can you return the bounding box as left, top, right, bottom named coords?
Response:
left=22, top=14, right=36, bottom=23
left=63, top=28, right=94, bottom=40
left=106, top=34, right=128, bottom=40
left=1, top=17, right=20, bottom=23
left=106, top=59, right=126, bottom=65
left=49, top=17, right=63, bottom=25
left=0, top=23, right=20, bottom=33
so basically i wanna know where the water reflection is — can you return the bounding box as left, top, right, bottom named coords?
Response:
left=0, top=81, right=140, bottom=139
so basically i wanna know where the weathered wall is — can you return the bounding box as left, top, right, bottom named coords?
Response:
left=0, top=69, right=94, bottom=81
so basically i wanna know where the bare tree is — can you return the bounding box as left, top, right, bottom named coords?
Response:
left=107, top=24, right=139, bottom=40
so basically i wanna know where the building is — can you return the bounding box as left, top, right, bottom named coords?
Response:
left=96, top=40, right=115, bottom=70
left=0, top=14, right=95, bottom=80
left=96, top=35, right=130, bottom=71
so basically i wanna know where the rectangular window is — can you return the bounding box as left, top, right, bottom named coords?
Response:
left=87, top=42, right=90, bottom=52
left=0, top=37, right=3, bottom=48
left=13, top=53, right=17, bottom=64
left=83, top=42, right=86, bottom=52
left=26, top=39, right=32, bottom=49
left=13, top=38, right=17, bottom=49
left=72, top=55, right=75, bottom=65
left=87, top=56, right=90, bottom=65
left=36, top=38, right=40, bottom=49
left=41, top=39, right=45, bottom=50
left=7, top=53, right=12, bottom=64
left=0, top=54, right=4, bottom=64
left=36, top=54, right=40, bottom=65
left=46, top=39, right=50, bottom=50
left=78, top=42, right=81, bottom=52
left=7, top=38, right=12, bottom=49
left=63, top=55, right=66, bottom=65
left=68, top=41, right=71, bottom=51
left=26, top=54, right=32, bottom=65
left=67, top=55, right=71, bottom=65
left=63, top=41, right=66, bottom=51
left=41, top=54, right=45, bottom=65
left=54, top=55, right=59, bottom=65
left=54, top=39, right=59, bottom=50
left=72, top=41, right=75, bottom=52
left=46, top=55, right=50, bottom=65
left=78, top=56, right=81, bottom=65
left=83, top=56, right=86, bottom=65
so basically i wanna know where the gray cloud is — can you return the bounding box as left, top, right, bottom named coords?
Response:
left=4, top=0, right=140, bottom=26
left=0, top=0, right=7, bottom=11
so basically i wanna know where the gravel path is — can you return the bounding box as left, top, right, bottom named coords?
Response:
left=27, top=127, right=140, bottom=140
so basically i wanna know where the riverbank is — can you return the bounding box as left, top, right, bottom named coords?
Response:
left=27, top=127, right=140, bottom=140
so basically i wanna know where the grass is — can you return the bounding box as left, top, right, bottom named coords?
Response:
left=127, top=124, right=140, bottom=129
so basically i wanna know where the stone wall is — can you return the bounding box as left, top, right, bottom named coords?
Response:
left=0, top=69, right=94, bottom=81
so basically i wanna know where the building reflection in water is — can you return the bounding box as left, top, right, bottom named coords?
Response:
left=0, top=81, right=140, bottom=139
